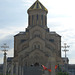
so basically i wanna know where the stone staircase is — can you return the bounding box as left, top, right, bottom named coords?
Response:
left=24, top=66, right=43, bottom=75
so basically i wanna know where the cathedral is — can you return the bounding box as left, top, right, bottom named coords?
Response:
left=7, top=0, right=64, bottom=75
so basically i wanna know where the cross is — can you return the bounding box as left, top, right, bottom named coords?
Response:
left=1, top=43, right=9, bottom=55
left=61, top=43, right=70, bottom=58
left=0, top=43, right=9, bottom=75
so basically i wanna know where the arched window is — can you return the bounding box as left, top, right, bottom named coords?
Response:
left=34, top=34, right=40, bottom=37
left=36, top=14, right=38, bottom=25
left=38, top=45, right=40, bottom=49
left=29, top=15, right=30, bottom=25
left=45, top=15, right=47, bottom=25
left=34, top=45, right=36, bottom=49
left=37, top=14, right=38, bottom=20
left=32, top=15, right=34, bottom=25
left=32, top=42, right=42, bottom=50
left=41, top=15, right=43, bottom=25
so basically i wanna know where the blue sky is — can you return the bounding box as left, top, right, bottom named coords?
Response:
left=0, top=0, right=75, bottom=64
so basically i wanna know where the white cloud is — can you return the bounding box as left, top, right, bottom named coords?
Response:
left=0, top=22, right=27, bottom=39
left=7, top=48, right=14, bottom=57
left=69, top=58, right=75, bottom=64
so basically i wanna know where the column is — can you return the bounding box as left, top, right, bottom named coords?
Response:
left=22, top=66, right=24, bottom=75
left=3, top=53, right=7, bottom=75
left=16, top=62, right=18, bottom=75
left=11, top=62, right=13, bottom=75
left=51, top=57, right=56, bottom=75
left=47, top=57, right=51, bottom=75
left=19, top=66, right=21, bottom=75
left=45, top=63, right=49, bottom=75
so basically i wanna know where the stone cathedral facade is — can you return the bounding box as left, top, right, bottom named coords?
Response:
left=8, top=0, right=64, bottom=75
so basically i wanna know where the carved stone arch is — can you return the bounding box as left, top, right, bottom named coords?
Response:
left=18, top=55, right=24, bottom=65
left=23, top=57, right=28, bottom=66
left=33, top=51, right=48, bottom=64
left=32, top=42, right=37, bottom=49
left=34, top=54, right=40, bottom=63
left=32, top=30, right=42, bottom=38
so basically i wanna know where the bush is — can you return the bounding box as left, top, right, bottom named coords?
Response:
left=57, top=72, right=69, bottom=75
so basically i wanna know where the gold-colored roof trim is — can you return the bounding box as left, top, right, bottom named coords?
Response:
left=28, top=0, right=48, bottom=13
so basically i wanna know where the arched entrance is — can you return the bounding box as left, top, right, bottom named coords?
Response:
left=34, top=62, right=39, bottom=66
left=23, top=62, right=43, bottom=75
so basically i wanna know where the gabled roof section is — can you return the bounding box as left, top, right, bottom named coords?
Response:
left=28, top=0, right=48, bottom=13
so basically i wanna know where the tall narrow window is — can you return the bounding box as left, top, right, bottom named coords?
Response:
left=37, top=14, right=38, bottom=25
left=29, top=15, right=30, bottom=25
left=34, top=45, right=36, bottom=49
left=32, top=15, right=34, bottom=25
left=38, top=45, right=40, bottom=49
left=37, top=14, right=38, bottom=20
left=45, top=16, right=47, bottom=25
left=41, top=15, right=43, bottom=25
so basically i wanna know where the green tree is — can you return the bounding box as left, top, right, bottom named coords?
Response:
left=57, top=72, right=69, bottom=75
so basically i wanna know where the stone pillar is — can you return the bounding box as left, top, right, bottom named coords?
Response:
left=22, top=66, right=24, bottom=75
left=11, top=62, right=13, bottom=75
left=47, top=56, right=56, bottom=75
left=51, top=57, right=56, bottom=75
left=16, top=62, right=18, bottom=75
left=3, top=52, right=7, bottom=75
left=19, top=66, right=21, bottom=75
left=46, top=57, right=51, bottom=75
left=45, top=63, right=50, bottom=75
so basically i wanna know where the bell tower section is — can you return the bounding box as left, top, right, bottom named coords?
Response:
left=27, top=0, right=48, bottom=28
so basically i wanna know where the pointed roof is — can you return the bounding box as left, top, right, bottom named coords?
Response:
left=28, top=0, right=48, bottom=13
